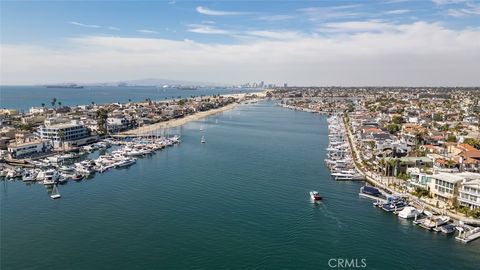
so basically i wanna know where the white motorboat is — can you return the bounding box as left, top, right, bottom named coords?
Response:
left=50, top=184, right=61, bottom=199
left=115, top=158, right=136, bottom=168
left=398, top=206, right=419, bottom=219
left=6, top=168, right=22, bottom=179
left=419, top=215, right=450, bottom=230
left=40, top=169, right=59, bottom=185
left=310, top=191, right=322, bottom=201
left=22, top=169, right=38, bottom=182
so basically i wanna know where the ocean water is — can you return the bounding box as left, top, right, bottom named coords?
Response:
left=1, top=101, right=479, bottom=269
left=0, top=86, right=259, bottom=111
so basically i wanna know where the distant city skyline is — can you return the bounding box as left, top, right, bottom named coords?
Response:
left=1, top=0, right=480, bottom=86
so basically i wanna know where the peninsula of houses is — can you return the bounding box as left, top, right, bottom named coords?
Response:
left=273, top=87, right=480, bottom=229
left=0, top=92, right=263, bottom=186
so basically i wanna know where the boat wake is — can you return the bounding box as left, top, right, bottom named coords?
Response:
left=317, top=204, right=345, bottom=229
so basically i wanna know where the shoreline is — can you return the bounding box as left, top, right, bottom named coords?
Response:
left=342, top=115, right=480, bottom=225
left=121, top=102, right=239, bottom=135
left=121, top=91, right=266, bottom=135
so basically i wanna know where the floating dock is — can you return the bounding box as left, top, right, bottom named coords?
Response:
left=456, top=228, right=480, bottom=244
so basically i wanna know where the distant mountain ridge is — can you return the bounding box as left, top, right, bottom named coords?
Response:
left=87, top=78, right=230, bottom=87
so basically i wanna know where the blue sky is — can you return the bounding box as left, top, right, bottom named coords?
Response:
left=1, top=0, right=480, bottom=85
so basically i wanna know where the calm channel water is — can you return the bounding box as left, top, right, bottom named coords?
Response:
left=1, top=101, right=479, bottom=269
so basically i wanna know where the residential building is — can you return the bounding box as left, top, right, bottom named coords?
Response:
left=37, top=120, right=96, bottom=148
left=407, top=168, right=432, bottom=190
left=457, top=173, right=480, bottom=210
left=7, top=139, right=52, bottom=159
left=430, top=173, right=464, bottom=206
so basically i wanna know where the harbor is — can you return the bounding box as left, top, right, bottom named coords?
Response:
left=0, top=136, right=181, bottom=198
left=326, top=113, right=480, bottom=244
left=2, top=101, right=479, bottom=270
left=325, top=115, right=365, bottom=181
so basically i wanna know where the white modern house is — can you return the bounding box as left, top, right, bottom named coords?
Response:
left=457, top=173, right=480, bottom=210
left=429, top=173, right=464, bottom=206
left=37, top=120, right=97, bottom=149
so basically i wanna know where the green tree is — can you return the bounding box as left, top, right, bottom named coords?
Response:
left=446, top=135, right=457, bottom=142
left=392, top=116, right=404, bottom=125
left=386, top=123, right=400, bottom=134
left=58, top=130, right=66, bottom=152
left=433, top=113, right=444, bottom=121
left=464, top=138, right=480, bottom=149
left=415, top=132, right=426, bottom=147
left=51, top=97, right=57, bottom=107
left=96, top=108, right=109, bottom=135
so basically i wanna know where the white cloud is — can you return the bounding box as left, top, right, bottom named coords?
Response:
left=245, top=30, right=302, bottom=40
left=432, top=0, right=467, bottom=5
left=138, top=29, right=158, bottom=34
left=2, top=22, right=480, bottom=86
left=446, top=2, right=480, bottom=16
left=318, top=20, right=399, bottom=33
left=385, top=9, right=411, bottom=15
left=299, top=5, right=363, bottom=21
left=107, top=26, right=120, bottom=31
left=187, top=24, right=231, bottom=35
left=257, top=15, right=296, bottom=21
left=385, top=0, right=411, bottom=3
left=69, top=21, right=101, bottom=28
left=196, top=6, right=246, bottom=16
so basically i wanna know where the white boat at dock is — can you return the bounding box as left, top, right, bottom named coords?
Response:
left=417, top=215, right=450, bottom=230
left=456, top=226, right=480, bottom=243
left=398, top=206, right=420, bottom=219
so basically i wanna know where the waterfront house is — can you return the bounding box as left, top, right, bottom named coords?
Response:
left=430, top=173, right=464, bottom=207
left=458, top=175, right=480, bottom=210
left=29, top=107, right=47, bottom=114
left=407, top=167, right=432, bottom=191
left=107, top=117, right=132, bottom=133
left=7, top=139, right=52, bottom=159
left=37, top=120, right=97, bottom=149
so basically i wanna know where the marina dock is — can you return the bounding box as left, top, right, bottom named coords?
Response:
left=456, top=227, right=480, bottom=244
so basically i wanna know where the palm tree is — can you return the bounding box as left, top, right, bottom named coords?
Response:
left=58, top=101, right=62, bottom=107
left=387, top=158, right=398, bottom=186
left=58, top=130, right=65, bottom=152
left=41, top=103, right=45, bottom=108
left=446, top=159, right=455, bottom=169
left=51, top=97, right=57, bottom=107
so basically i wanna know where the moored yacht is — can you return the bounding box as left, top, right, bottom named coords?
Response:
left=360, top=186, right=382, bottom=197
left=398, top=206, right=419, bottom=219
left=418, top=215, right=450, bottom=230
left=22, top=169, right=38, bottom=182
left=381, top=197, right=408, bottom=212
left=40, top=169, right=59, bottom=185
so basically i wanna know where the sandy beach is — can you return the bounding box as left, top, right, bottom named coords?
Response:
left=121, top=91, right=266, bottom=135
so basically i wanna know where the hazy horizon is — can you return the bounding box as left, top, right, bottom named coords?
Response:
left=1, top=1, right=480, bottom=86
